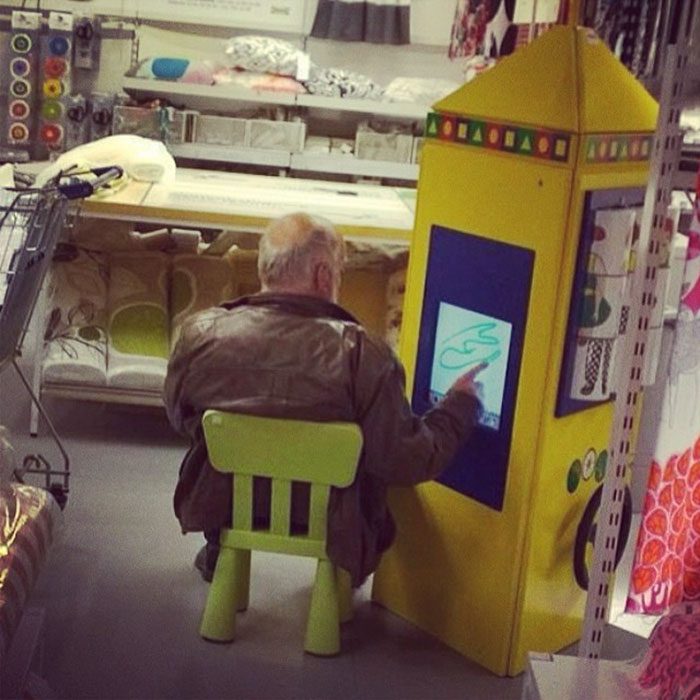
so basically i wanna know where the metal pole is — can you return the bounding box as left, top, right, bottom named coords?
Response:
left=579, top=0, right=697, bottom=659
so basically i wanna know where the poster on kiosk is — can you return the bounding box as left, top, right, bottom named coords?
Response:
left=371, top=26, right=658, bottom=676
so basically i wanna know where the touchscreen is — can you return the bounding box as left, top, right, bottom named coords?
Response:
left=429, top=302, right=513, bottom=430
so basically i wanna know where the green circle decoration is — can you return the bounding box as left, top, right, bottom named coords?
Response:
left=595, top=451, right=608, bottom=482
left=567, top=460, right=582, bottom=493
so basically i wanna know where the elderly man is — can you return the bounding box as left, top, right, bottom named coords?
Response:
left=165, top=212, right=483, bottom=586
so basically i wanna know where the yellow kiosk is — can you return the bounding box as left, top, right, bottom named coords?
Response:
left=372, top=26, right=658, bottom=676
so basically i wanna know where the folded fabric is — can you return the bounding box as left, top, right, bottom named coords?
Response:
left=134, top=57, right=219, bottom=85
left=383, top=77, right=461, bottom=106
left=304, top=67, right=384, bottom=99
left=35, top=135, right=176, bottom=187
left=170, top=254, right=235, bottom=348
left=43, top=245, right=109, bottom=387
left=107, top=252, right=170, bottom=392
left=212, top=69, right=306, bottom=94
left=223, top=35, right=307, bottom=78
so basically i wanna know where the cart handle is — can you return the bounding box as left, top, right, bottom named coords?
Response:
left=56, top=166, right=124, bottom=200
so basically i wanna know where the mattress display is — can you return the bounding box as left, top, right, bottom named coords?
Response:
left=43, top=246, right=109, bottom=386
left=170, top=254, right=235, bottom=347
left=107, top=252, right=170, bottom=391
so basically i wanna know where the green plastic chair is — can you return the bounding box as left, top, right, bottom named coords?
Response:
left=199, top=410, right=363, bottom=656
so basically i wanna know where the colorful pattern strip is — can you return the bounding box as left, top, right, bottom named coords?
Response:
left=426, top=111, right=571, bottom=163
left=585, top=134, right=653, bottom=163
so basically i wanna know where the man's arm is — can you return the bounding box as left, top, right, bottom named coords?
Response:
left=164, top=310, right=221, bottom=435
left=354, top=337, right=481, bottom=486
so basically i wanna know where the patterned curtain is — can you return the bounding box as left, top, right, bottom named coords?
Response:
left=311, top=0, right=411, bottom=45
left=448, top=0, right=568, bottom=61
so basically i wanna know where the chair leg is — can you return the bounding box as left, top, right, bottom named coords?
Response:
left=199, top=547, right=245, bottom=642
left=337, top=568, right=353, bottom=624
left=304, top=559, right=340, bottom=656
left=236, top=549, right=251, bottom=612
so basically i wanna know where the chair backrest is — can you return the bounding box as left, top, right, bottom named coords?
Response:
left=202, top=411, right=363, bottom=543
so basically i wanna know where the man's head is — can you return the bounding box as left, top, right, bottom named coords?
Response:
left=258, top=212, right=346, bottom=303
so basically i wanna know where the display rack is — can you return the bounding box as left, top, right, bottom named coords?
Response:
left=122, top=76, right=297, bottom=111
left=121, top=77, right=425, bottom=181
left=122, top=77, right=428, bottom=122
left=167, top=143, right=291, bottom=168
left=289, top=153, right=419, bottom=180
left=579, top=0, right=698, bottom=661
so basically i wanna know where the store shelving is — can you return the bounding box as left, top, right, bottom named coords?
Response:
left=167, top=143, right=292, bottom=168
left=122, top=77, right=297, bottom=112
left=290, top=153, right=419, bottom=180
left=122, top=78, right=428, bottom=122
left=296, top=94, right=428, bottom=121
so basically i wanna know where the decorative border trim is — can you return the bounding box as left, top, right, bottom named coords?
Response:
left=584, top=134, right=653, bottom=163
left=425, top=111, right=571, bottom=163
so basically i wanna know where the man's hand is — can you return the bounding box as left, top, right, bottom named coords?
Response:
left=450, top=362, right=487, bottom=400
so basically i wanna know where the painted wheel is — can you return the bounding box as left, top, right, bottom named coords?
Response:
left=42, top=100, right=63, bottom=121
left=8, top=123, right=29, bottom=143
left=10, top=79, right=31, bottom=98
left=10, top=57, right=30, bottom=77
left=573, top=484, right=633, bottom=590
left=43, top=78, right=63, bottom=99
left=40, top=123, right=64, bottom=144
left=49, top=36, right=70, bottom=56
left=10, top=100, right=30, bottom=119
left=11, top=33, right=32, bottom=54
left=44, top=56, right=67, bottom=78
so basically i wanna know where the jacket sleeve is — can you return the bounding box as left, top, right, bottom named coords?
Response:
left=353, top=334, right=480, bottom=486
left=163, top=310, right=218, bottom=435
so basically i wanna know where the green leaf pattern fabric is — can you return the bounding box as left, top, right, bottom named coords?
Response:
left=43, top=246, right=109, bottom=386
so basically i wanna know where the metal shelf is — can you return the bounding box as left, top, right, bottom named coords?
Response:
left=167, top=143, right=291, bottom=167
left=291, top=153, right=419, bottom=180
left=122, top=77, right=297, bottom=112
left=296, top=94, right=428, bottom=121
left=122, top=77, right=429, bottom=121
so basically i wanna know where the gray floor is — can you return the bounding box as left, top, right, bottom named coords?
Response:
left=1, top=360, right=646, bottom=700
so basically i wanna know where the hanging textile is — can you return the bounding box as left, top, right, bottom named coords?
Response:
left=448, top=0, right=567, bottom=61
left=311, top=0, right=411, bottom=45
left=627, top=204, right=700, bottom=614
left=594, top=0, right=664, bottom=78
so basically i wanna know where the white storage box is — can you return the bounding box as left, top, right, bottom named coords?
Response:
left=193, top=115, right=248, bottom=147
left=248, top=119, right=306, bottom=153
left=355, top=128, right=414, bottom=163
left=112, top=105, right=187, bottom=144
left=412, top=137, right=425, bottom=164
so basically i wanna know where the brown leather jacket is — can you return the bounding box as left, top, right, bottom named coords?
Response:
left=164, top=293, right=479, bottom=585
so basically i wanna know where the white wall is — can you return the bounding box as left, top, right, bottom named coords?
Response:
left=2, top=0, right=456, bottom=46
left=0, top=1, right=463, bottom=94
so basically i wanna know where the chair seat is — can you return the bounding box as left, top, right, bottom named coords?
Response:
left=199, top=411, right=362, bottom=656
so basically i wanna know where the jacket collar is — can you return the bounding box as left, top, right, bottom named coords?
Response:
left=220, top=292, right=360, bottom=324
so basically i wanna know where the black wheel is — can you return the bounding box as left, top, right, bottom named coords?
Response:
left=573, top=484, right=632, bottom=590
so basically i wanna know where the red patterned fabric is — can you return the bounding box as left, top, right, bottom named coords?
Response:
left=627, top=206, right=700, bottom=614
left=633, top=603, right=700, bottom=699
left=627, top=444, right=700, bottom=612
left=0, top=483, right=59, bottom=660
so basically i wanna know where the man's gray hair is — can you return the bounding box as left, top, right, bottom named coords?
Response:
left=258, top=212, right=344, bottom=288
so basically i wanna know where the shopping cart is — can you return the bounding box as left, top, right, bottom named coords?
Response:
left=0, top=165, right=122, bottom=508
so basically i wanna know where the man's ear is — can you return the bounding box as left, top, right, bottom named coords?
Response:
left=314, top=261, right=334, bottom=300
